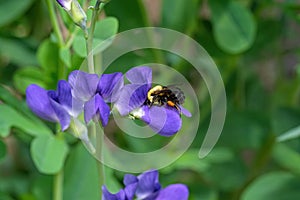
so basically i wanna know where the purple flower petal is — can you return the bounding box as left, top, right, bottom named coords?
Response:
left=57, top=80, right=83, bottom=117
left=124, top=174, right=138, bottom=186
left=56, top=0, right=72, bottom=11
left=68, top=70, right=99, bottom=101
left=126, top=66, right=152, bottom=87
left=115, top=84, right=149, bottom=116
left=48, top=96, right=71, bottom=131
left=26, top=84, right=58, bottom=122
left=84, top=94, right=110, bottom=126
left=98, top=72, right=124, bottom=102
left=141, top=106, right=182, bottom=137
left=124, top=182, right=138, bottom=200
left=135, top=170, right=161, bottom=200
left=156, top=184, right=189, bottom=200
left=57, top=80, right=72, bottom=110
left=102, top=186, right=126, bottom=200
left=179, top=106, right=192, bottom=117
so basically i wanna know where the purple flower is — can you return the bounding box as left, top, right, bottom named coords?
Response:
left=68, top=70, right=123, bottom=127
left=26, top=80, right=77, bottom=131
left=102, top=169, right=189, bottom=200
left=26, top=70, right=123, bottom=130
left=114, top=66, right=191, bottom=136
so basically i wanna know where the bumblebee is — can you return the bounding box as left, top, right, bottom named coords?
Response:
left=145, top=85, right=185, bottom=113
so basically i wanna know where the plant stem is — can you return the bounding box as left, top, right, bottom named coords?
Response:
left=53, top=169, right=64, bottom=200
left=96, top=123, right=105, bottom=196
left=86, top=1, right=106, bottom=73
left=85, top=1, right=107, bottom=199
left=46, top=0, right=68, bottom=81
left=45, top=0, right=64, bottom=47
left=48, top=0, right=66, bottom=197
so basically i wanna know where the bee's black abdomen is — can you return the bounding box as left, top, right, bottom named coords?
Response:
left=146, top=85, right=185, bottom=113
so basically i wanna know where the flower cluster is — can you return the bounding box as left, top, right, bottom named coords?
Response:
left=26, top=67, right=191, bottom=137
left=102, top=169, right=189, bottom=200
left=26, top=71, right=122, bottom=130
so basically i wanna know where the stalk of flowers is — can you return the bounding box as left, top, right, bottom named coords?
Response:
left=114, top=66, right=192, bottom=137
left=102, top=169, right=189, bottom=200
left=26, top=70, right=123, bottom=149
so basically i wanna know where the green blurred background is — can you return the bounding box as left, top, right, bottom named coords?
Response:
left=1, top=0, right=300, bottom=199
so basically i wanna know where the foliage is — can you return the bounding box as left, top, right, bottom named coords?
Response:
left=1, top=0, right=300, bottom=199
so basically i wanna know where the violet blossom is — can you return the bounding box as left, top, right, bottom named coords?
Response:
left=26, top=80, right=78, bottom=131
left=102, top=169, right=189, bottom=200
left=68, top=70, right=123, bottom=127
left=114, top=66, right=191, bottom=136
left=26, top=70, right=123, bottom=129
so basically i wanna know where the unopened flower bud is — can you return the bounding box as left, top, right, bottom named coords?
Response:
left=56, top=0, right=87, bottom=30
left=70, top=0, right=87, bottom=30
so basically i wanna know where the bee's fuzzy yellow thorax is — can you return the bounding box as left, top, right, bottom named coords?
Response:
left=147, top=85, right=163, bottom=102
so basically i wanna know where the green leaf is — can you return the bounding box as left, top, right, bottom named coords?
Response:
left=272, top=143, right=300, bottom=175
left=0, top=38, right=38, bottom=66
left=37, top=39, right=59, bottom=70
left=0, top=104, right=52, bottom=137
left=277, top=125, right=300, bottom=142
left=209, top=0, right=257, bottom=54
left=59, top=47, right=71, bottom=68
left=0, top=140, right=6, bottom=160
left=63, top=143, right=100, bottom=200
left=37, top=39, right=59, bottom=80
left=30, top=135, right=69, bottom=174
left=72, top=36, right=86, bottom=58
left=13, top=67, right=47, bottom=94
left=0, top=0, right=34, bottom=27
left=94, top=17, right=119, bottom=40
left=0, top=85, right=52, bottom=131
left=241, top=172, right=300, bottom=200
left=70, top=52, right=84, bottom=71
left=73, top=17, right=119, bottom=57
left=161, top=0, right=200, bottom=32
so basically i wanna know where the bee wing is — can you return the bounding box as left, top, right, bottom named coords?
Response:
left=166, top=85, right=185, bottom=103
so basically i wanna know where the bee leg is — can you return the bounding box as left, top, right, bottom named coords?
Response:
left=153, top=96, right=161, bottom=106
left=163, top=97, right=168, bottom=105
left=150, top=96, right=158, bottom=107
left=174, top=104, right=181, bottom=115
left=149, top=100, right=154, bottom=107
